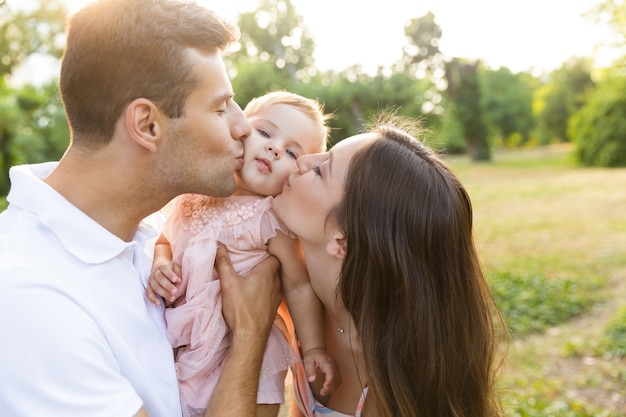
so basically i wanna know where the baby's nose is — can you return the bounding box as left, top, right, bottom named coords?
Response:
left=267, top=144, right=281, bottom=158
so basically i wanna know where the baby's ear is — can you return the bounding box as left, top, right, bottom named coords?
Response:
left=326, top=231, right=347, bottom=260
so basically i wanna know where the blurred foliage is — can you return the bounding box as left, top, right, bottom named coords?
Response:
left=570, top=0, right=626, bottom=167
left=587, top=0, right=626, bottom=53
left=600, top=305, right=626, bottom=358
left=402, top=11, right=493, bottom=161
left=481, top=67, right=535, bottom=148
left=489, top=272, right=605, bottom=337
left=570, top=69, right=626, bottom=167
left=2, top=0, right=626, bottom=196
left=445, top=58, right=491, bottom=161
left=0, top=0, right=68, bottom=194
left=533, top=58, right=595, bottom=144
left=0, top=79, right=68, bottom=194
left=501, top=384, right=613, bottom=417
left=0, top=0, right=66, bottom=77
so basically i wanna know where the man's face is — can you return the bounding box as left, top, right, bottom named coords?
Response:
left=161, top=49, right=250, bottom=198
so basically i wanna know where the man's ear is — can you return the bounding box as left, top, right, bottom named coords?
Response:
left=126, top=98, right=162, bottom=153
left=327, top=231, right=347, bottom=260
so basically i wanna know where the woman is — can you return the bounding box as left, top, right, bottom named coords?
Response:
left=272, top=115, right=507, bottom=417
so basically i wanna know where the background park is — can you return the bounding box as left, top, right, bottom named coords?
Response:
left=1, top=0, right=625, bottom=415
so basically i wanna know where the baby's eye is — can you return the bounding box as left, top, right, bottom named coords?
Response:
left=257, top=128, right=270, bottom=138
left=286, top=148, right=298, bottom=159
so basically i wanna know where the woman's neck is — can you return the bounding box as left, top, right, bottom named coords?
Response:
left=300, top=240, right=369, bottom=414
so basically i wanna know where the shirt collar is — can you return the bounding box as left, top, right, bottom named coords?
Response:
left=7, top=163, right=159, bottom=264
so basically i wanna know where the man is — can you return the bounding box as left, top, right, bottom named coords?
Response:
left=0, top=0, right=280, bottom=416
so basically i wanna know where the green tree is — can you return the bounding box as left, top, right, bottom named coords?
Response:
left=445, top=58, right=490, bottom=161
left=534, top=58, right=594, bottom=144
left=567, top=0, right=626, bottom=167
left=402, top=12, right=490, bottom=161
left=570, top=71, right=626, bottom=167
left=0, top=0, right=68, bottom=195
left=482, top=66, right=536, bottom=148
left=587, top=0, right=626, bottom=52
left=0, top=0, right=66, bottom=77
left=317, top=68, right=430, bottom=146
left=399, top=10, right=445, bottom=117
left=228, top=0, right=431, bottom=146
left=401, top=11, right=442, bottom=72
left=229, top=0, right=316, bottom=91
left=0, top=80, right=68, bottom=194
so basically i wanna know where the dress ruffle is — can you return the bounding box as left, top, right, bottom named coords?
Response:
left=162, top=194, right=298, bottom=414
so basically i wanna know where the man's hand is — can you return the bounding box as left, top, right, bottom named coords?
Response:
left=205, top=245, right=282, bottom=417
left=214, top=244, right=281, bottom=339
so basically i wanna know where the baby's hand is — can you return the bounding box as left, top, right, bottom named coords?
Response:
left=146, top=261, right=182, bottom=306
left=302, top=348, right=342, bottom=396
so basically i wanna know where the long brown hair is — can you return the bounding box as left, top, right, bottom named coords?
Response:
left=336, top=115, right=507, bottom=417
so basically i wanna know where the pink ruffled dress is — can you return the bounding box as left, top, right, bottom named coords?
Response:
left=162, top=194, right=297, bottom=417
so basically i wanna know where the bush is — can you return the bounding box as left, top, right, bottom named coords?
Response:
left=570, top=74, right=626, bottom=167
left=599, top=305, right=626, bottom=358
left=490, top=272, right=602, bottom=337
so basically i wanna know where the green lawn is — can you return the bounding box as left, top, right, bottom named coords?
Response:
left=448, top=144, right=626, bottom=416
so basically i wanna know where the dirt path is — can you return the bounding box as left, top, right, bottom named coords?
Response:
left=506, top=268, right=626, bottom=414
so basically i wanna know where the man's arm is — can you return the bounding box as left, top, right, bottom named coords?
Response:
left=205, top=245, right=281, bottom=416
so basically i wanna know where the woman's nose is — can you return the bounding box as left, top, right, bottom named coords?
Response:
left=296, top=153, right=322, bottom=173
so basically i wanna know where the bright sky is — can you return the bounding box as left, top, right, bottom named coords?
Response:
left=13, top=0, right=620, bottom=85
left=194, top=0, right=619, bottom=74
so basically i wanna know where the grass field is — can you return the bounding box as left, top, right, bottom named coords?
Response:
left=449, top=144, right=626, bottom=416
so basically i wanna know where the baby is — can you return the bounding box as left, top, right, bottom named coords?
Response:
left=146, top=91, right=340, bottom=417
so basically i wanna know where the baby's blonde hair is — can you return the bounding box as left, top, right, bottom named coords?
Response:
left=243, top=91, right=332, bottom=152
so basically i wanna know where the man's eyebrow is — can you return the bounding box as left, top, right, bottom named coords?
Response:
left=211, top=92, right=234, bottom=104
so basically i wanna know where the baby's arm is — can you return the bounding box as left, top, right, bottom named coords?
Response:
left=268, top=231, right=341, bottom=396
left=146, top=233, right=183, bottom=306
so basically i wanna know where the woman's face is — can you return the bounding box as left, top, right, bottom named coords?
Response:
left=272, top=133, right=377, bottom=245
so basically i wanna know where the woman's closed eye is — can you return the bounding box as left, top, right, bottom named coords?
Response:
left=312, top=166, right=322, bottom=177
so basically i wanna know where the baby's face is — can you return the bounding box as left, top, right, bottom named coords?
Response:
left=236, top=103, right=323, bottom=197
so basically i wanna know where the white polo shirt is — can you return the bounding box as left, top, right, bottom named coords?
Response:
left=0, top=163, right=182, bottom=417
